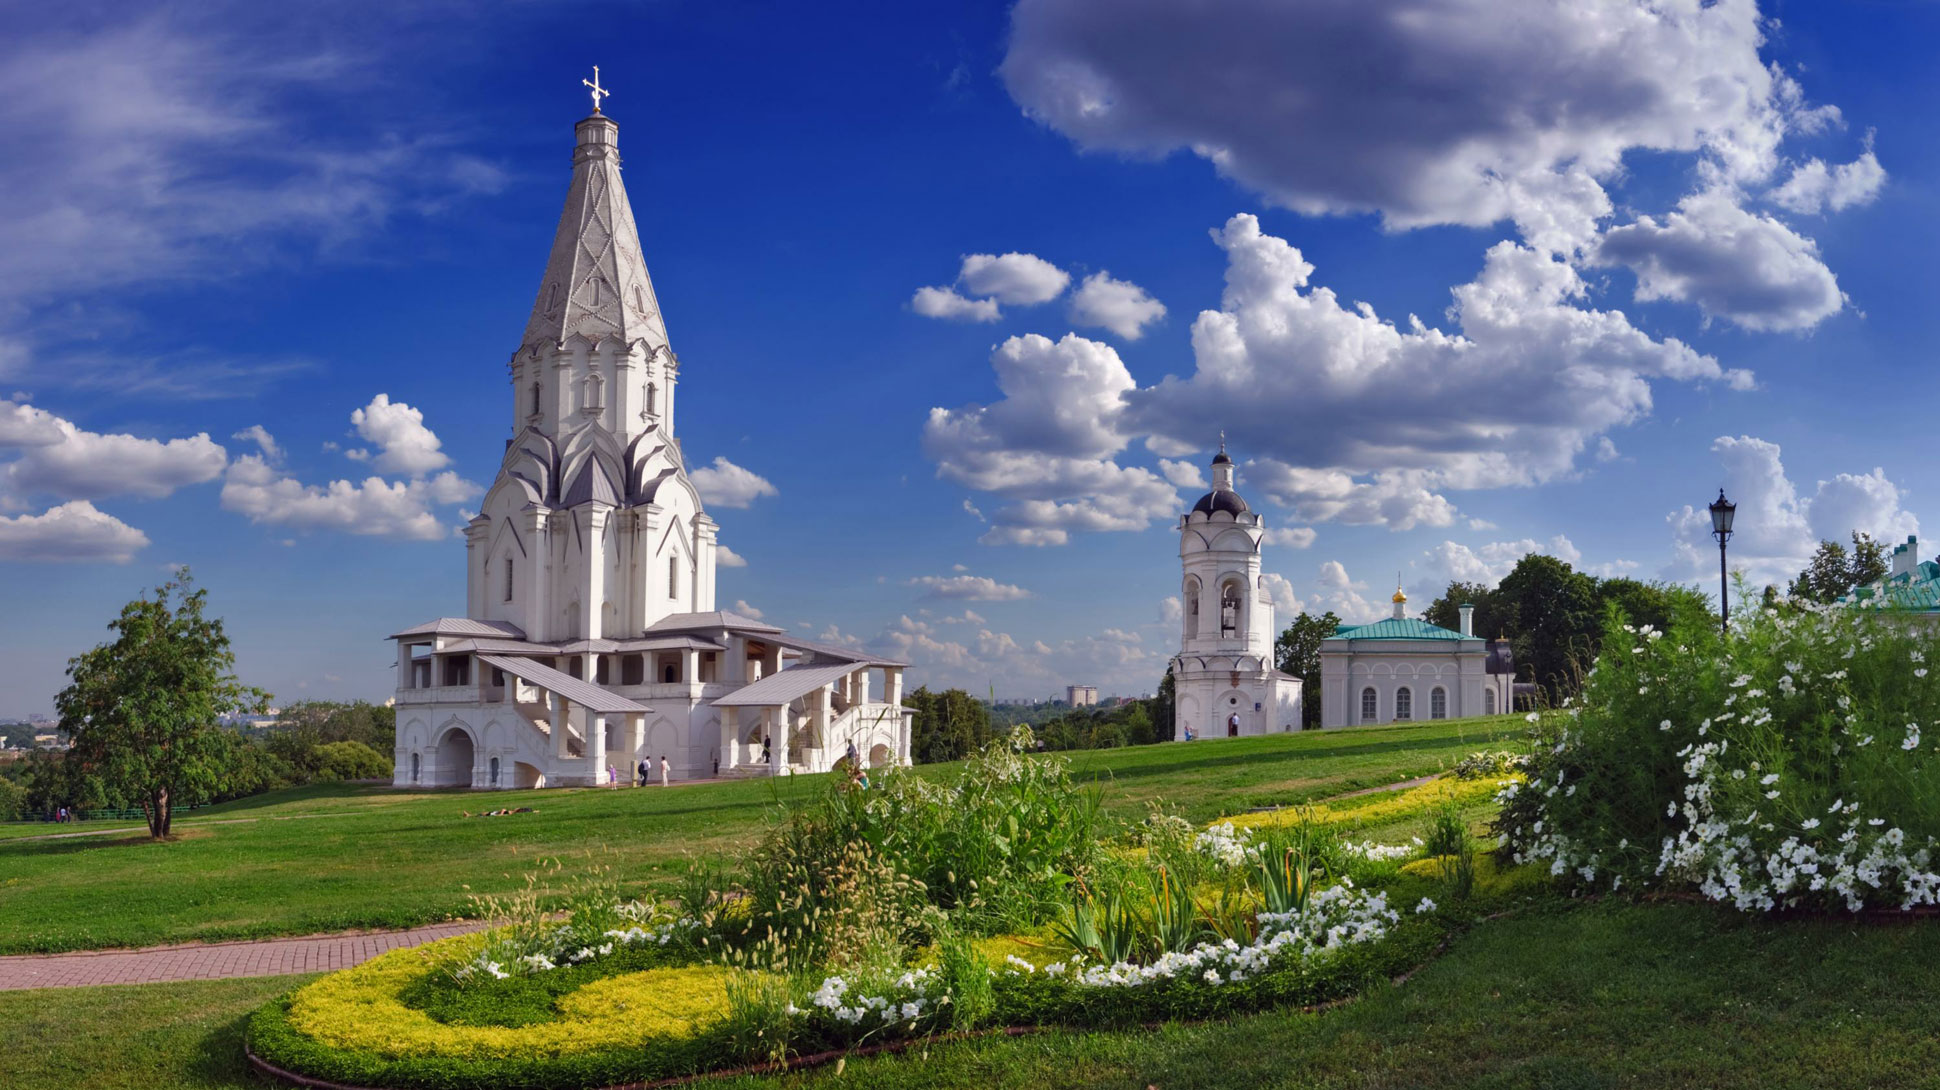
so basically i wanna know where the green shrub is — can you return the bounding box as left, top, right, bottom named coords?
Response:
left=1500, top=592, right=1940, bottom=912
left=312, top=740, right=391, bottom=781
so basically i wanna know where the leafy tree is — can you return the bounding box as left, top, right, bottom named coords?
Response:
left=1421, top=583, right=1499, bottom=638
left=1494, top=554, right=1600, bottom=703
left=1154, top=669, right=1175, bottom=741
left=55, top=573, right=268, bottom=838
left=907, top=687, right=993, bottom=763
left=313, top=740, right=394, bottom=781
left=1789, top=532, right=1891, bottom=604
left=1274, top=611, right=1340, bottom=727
left=0, top=776, right=25, bottom=821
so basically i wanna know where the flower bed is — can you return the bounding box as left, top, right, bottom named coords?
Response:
left=1499, top=599, right=1940, bottom=912
left=251, top=735, right=1525, bottom=1089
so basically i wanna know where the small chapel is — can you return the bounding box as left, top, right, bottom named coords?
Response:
left=387, top=82, right=913, bottom=789
left=1316, top=587, right=1503, bottom=727
left=1169, top=445, right=1304, bottom=739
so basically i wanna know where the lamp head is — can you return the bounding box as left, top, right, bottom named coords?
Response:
left=1709, top=488, right=1736, bottom=539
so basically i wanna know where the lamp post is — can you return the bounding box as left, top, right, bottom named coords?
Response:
left=1709, top=488, right=1737, bottom=636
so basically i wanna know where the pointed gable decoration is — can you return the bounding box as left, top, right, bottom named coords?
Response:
left=521, top=112, right=670, bottom=353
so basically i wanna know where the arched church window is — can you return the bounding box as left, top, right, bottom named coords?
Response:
left=489, top=757, right=500, bottom=786
left=584, top=372, right=605, bottom=411
left=410, top=753, right=422, bottom=784
left=1220, top=579, right=1244, bottom=637
left=669, top=556, right=680, bottom=599
left=1485, top=688, right=1497, bottom=715
left=1395, top=686, right=1413, bottom=721
left=530, top=382, right=542, bottom=419
left=503, top=557, right=515, bottom=602
left=1184, top=576, right=1201, bottom=639
left=1430, top=687, right=1447, bottom=720
left=1360, top=687, right=1377, bottom=723
left=545, top=281, right=561, bottom=315
left=646, top=382, right=657, bottom=416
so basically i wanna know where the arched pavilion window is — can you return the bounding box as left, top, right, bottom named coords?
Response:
left=1485, top=688, right=1497, bottom=715
left=1395, top=686, right=1413, bottom=721
left=1431, top=687, right=1448, bottom=720
left=1360, top=687, right=1377, bottom=723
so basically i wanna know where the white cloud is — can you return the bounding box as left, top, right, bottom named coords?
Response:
left=347, top=394, right=450, bottom=476
left=0, top=401, right=226, bottom=501
left=1591, top=187, right=1844, bottom=332
left=1770, top=150, right=1886, bottom=215
left=1262, top=526, right=1316, bottom=550
left=908, top=574, right=1033, bottom=601
left=1159, top=458, right=1207, bottom=490
left=0, top=501, right=149, bottom=563
left=1069, top=271, right=1165, bottom=339
left=1419, top=535, right=1583, bottom=588
left=690, top=457, right=778, bottom=509
left=1003, top=0, right=1829, bottom=252
left=0, top=15, right=505, bottom=305
left=1160, top=595, right=1182, bottom=624
left=1310, top=560, right=1379, bottom=624
left=731, top=598, right=763, bottom=619
left=872, top=616, right=1169, bottom=697
left=220, top=455, right=480, bottom=542
left=1260, top=571, right=1303, bottom=616
left=232, top=425, right=282, bottom=461
left=911, top=286, right=1001, bottom=322
left=1664, top=436, right=1920, bottom=589
left=716, top=544, right=749, bottom=568
left=959, top=252, right=1070, bottom=305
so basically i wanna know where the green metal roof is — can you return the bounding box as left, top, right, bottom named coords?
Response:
left=1324, top=617, right=1469, bottom=642
left=1844, top=560, right=1940, bottom=611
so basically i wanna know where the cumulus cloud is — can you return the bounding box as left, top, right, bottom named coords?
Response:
left=1260, top=571, right=1303, bottom=616
left=1664, top=436, right=1920, bottom=588
left=1770, top=150, right=1886, bottom=215
left=1159, top=458, right=1207, bottom=490
left=0, top=400, right=226, bottom=501
left=690, top=457, right=778, bottom=509
left=1160, top=595, right=1182, bottom=624
left=1003, top=0, right=1829, bottom=252
left=716, top=544, right=749, bottom=568
left=873, top=615, right=1169, bottom=697
left=731, top=598, right=763, bottom=618
left=346, top=394, right=450, bottom=475
left=0, top=500, right=149, bottom=563
left=1069, top=271, right=1165, bottom=339
left=1309, top=560, right=1380, bottom=624
left=232, top=425, right=282, bottom=461
left=1591, top=187, right=1844, bottom=332
left=1419, top=534, right=1583, bottom=588
left=908, top=574, right=1033, bottom=601
left=958, top=252, right=1070, bottom=305
left=220, top=445, right=480, bottom=542
left=1262, top=526, right=1316, bottom=550
left=910, top=286, right=1001, bottom=322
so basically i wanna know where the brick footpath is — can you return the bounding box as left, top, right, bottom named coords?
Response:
left=0, top=921, right=488, bottom=990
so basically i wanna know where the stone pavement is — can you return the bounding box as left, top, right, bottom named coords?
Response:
left=0, top=921, right=488, bottom=991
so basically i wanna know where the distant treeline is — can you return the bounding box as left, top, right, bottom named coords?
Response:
left=907, top=680, right=1175, bottom=763
left=0, top=700, right=396, bottom=821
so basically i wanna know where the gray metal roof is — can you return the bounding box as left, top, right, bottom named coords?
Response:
left=770, top=633, right=880, bottom=664
left=477, top=654, right=651, bottom=715
left=439, top=637, right=555, bottom=655
left=645, top=610, right=783, bottom=635
left=711, top=663, right=860, bottom=707
left=390, top=618, right=528, bottom=640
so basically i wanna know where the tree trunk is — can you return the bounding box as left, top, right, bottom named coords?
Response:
left=148, top=786, right=171, bottom=839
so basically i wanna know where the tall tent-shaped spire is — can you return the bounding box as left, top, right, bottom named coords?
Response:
left=521, top=111, right=670, bottom=354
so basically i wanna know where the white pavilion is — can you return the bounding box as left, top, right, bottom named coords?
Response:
left=388, top=86, right=913, bottom=789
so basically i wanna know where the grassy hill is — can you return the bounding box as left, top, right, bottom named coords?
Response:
left=0, top=718, right=1517, bottom=954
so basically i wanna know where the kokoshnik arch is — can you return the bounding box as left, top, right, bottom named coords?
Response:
left=388, top=88, right=913, bottom=789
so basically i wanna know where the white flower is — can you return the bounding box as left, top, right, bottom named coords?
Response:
left=1415, top=897, right=1438, bottom=914
left=1660, top=720, right=1673, bottom=732
left=1203, top=969, right=1221, bottom=985
left=1760, top=774, right=1780, bottom=786
left=1526, top=713, right=1540, bottom=723
left=1802, top=818, right=1821, bottom=830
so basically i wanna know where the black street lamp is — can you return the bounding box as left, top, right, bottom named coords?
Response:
left=1709, top=488, right=1737, bottom=635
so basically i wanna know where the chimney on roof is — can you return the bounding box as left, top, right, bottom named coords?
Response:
left=1458, top=603, right=1475, bottom=638
left=1894, top=536, right=1920, bottom=579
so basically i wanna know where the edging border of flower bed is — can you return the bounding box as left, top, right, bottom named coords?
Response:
left=244, top=933, right=1461, bottom=1090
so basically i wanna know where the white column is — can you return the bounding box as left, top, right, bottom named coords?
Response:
left=721, top=706, right=739, bottom=770
left=769, top=708, right=789, bottom=774
left=589, top=713, right=608, bottom=785
left=552, top=693, right=571, bottom=760
left=397, top=641, right=414, bottom=691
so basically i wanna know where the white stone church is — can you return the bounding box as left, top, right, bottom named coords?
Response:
left=389, top=95, right=913, bottom=789
left=1169, top=447, right=1304, bottom=739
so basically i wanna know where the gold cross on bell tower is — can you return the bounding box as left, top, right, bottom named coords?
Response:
left=582, top=66, right=611, bottom=114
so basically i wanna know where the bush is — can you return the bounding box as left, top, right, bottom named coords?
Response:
left=1499, top=595, right=1940, bottom=912
left=0, top=776, right=25, bottom=821
left=312, top=740, right=393, bottom=781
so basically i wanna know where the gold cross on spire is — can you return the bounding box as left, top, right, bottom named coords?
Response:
left=582, top=66, right=611, bottom=114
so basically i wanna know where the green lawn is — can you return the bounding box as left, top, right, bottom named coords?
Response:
left=8, top=899, right=1938, bottom=1090
left=0, top=718, right=1518, bottom=954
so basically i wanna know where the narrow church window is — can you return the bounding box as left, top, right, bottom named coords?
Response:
left=1360, top=687, right=1377, bottom=723
left=531, top=382, right=542, bottom=418
left=489, top=757, right=500, bottom=786
left=669, top=556, right=680, bottom=598
left=585, top=371, right=605, bottom=411
left=411, top=753, right=421, bottom=783
left=1430, top=687, right=1448, bottom=720
left=1184, top=577, right=1200, bottom=639
left=1395, top=686, right=1413, bottom=721
left=503, top=557, right=515, bottom=602
left=646, top=382, right=657, bottom=416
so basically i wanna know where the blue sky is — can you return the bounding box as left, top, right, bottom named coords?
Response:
left=1, top=0, right=1935, bottom=715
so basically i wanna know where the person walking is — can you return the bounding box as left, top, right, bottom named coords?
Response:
left=760, top=734, right=771, bottom=766
left=636, top=758, right=650, bottom=788
left=711, top=748, right=720, bottom=777
left=845, top=739, right=859, bottom=770
left=658, top=754, right=670, bottom=787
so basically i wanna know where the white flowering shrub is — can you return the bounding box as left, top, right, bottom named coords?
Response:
left=1499, top=596, right=1940, bottom=912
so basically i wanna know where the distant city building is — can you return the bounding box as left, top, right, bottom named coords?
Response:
left=1169, top=443, right=1303, bottom=738
left=1065, top=685, right=1099, bottom=707
left=386, top=94, right=912, bottom=790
